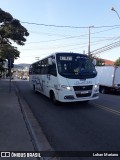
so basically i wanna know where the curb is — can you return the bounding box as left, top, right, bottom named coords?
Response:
left=14, top=82, right=59, bottom=160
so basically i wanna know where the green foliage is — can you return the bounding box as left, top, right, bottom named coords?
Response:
left=0, top=58, right=5, bottom=73
left=0, top=8, right=29, bottom=45
left=114, top=57, right=120, bottom=66
left=0, top=8, right=29, bottom=61
left=0, top=64, right=5, bottom=73
left=0, top=44, right=20, bottom=59
left=0, top=8, right=12, bottom=23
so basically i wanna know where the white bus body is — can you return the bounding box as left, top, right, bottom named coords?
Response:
left=29, top=52, right=99, bottom=104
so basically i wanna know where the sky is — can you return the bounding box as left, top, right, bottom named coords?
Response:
left=1, top=0, right=120, bottom=64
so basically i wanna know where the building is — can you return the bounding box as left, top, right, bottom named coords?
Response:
left=103, top=59, right=115, bottom=66
left=96, top=58, right=115, bottom=66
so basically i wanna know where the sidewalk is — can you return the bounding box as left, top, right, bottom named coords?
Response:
left=0, top=79, right=58, bottom=160
left=0, top=79, right=57, bottom=160
left=0, top=79, right=37, bottom=159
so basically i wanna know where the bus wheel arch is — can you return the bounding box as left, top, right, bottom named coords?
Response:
left=33, top=84, right=37, bottom=94
left=33, top=84, right=35, bottom=92
left=50, top=90, right=59, bottom=105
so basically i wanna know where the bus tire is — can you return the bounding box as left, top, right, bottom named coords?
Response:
left=50, top=91, right=59, bottom=105
left=33, top=85, right=37, bottom=93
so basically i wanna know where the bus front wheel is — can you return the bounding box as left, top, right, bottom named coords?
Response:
left=50, top=91, right=59, bottom=105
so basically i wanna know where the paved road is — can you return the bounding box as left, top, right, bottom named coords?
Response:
left=15, top=80, right=120, bottom=160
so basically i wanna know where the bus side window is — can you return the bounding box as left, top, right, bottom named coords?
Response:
left=49, top=64, right=57, bottom=76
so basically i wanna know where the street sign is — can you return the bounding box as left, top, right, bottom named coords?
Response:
left=8, top=58, right=14, bottom=68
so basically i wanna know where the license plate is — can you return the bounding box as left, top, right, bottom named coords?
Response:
left=81, top=91, right=89, bottom=94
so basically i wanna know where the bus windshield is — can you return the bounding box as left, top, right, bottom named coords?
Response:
left=56, top=53, right=97, bottom=79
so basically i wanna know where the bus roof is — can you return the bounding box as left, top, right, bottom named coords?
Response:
left=30, top=52, right=88, bottom=65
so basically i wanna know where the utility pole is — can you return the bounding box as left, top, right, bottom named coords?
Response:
left=88, top=26, right=94, bottom=57
left=8, top=58, right=14, bottom=93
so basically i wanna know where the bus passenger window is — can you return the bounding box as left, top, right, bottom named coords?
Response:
left=49, top=64, right=57, bottom=76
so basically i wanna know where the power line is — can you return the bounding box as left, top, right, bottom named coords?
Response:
left=26, top=27, right=120, bottom=44
left=90, top=26, right=120, bottom=36
left=19, top=21, right=120, bottom=56
left=21, top=21, right=88, bottom=28
left=18, top=37, right=119, bottom=51
left=91, top=41, right=120, bottom=55
left=29, top=26, right=120, bottom=39
left=26, top=36, right=119, bottom=47
left=21, top=21, right=120, bottom=29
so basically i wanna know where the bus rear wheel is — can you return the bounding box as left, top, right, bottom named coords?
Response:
left=33, top=85, right=37, bottom=93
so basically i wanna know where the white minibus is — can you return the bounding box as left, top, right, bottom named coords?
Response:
left=29, top=52, right=99, bottom=104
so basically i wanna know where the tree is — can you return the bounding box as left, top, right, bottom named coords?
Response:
left=0, top=58, right=5, bottom=75
left=0, top=8, right=29, bottom=46
left=0, top=8, right=29, bottom=60
left=114, top=57, right=120, bottom=66
left=0, top=43, right=20, bottom=59
left=0, top=8, right=29, bottom=77
left=0, top=64, right=5, bottom=73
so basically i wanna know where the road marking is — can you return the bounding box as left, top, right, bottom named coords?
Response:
left=91, top=102, right=120, bottom=117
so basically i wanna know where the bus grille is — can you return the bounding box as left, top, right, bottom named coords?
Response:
left=73, top=85, right=93, bottom=97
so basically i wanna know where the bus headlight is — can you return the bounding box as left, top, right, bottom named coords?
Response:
left=55, top=85, right=72, bottom=91
left=61, top=85, right=72, bottom=91
left=94, top=84, right=99, bottom=92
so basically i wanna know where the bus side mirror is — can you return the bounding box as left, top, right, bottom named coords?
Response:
left=92, top=59, right=96, bottom=66
left=48, top=58, right=52, bottom=65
